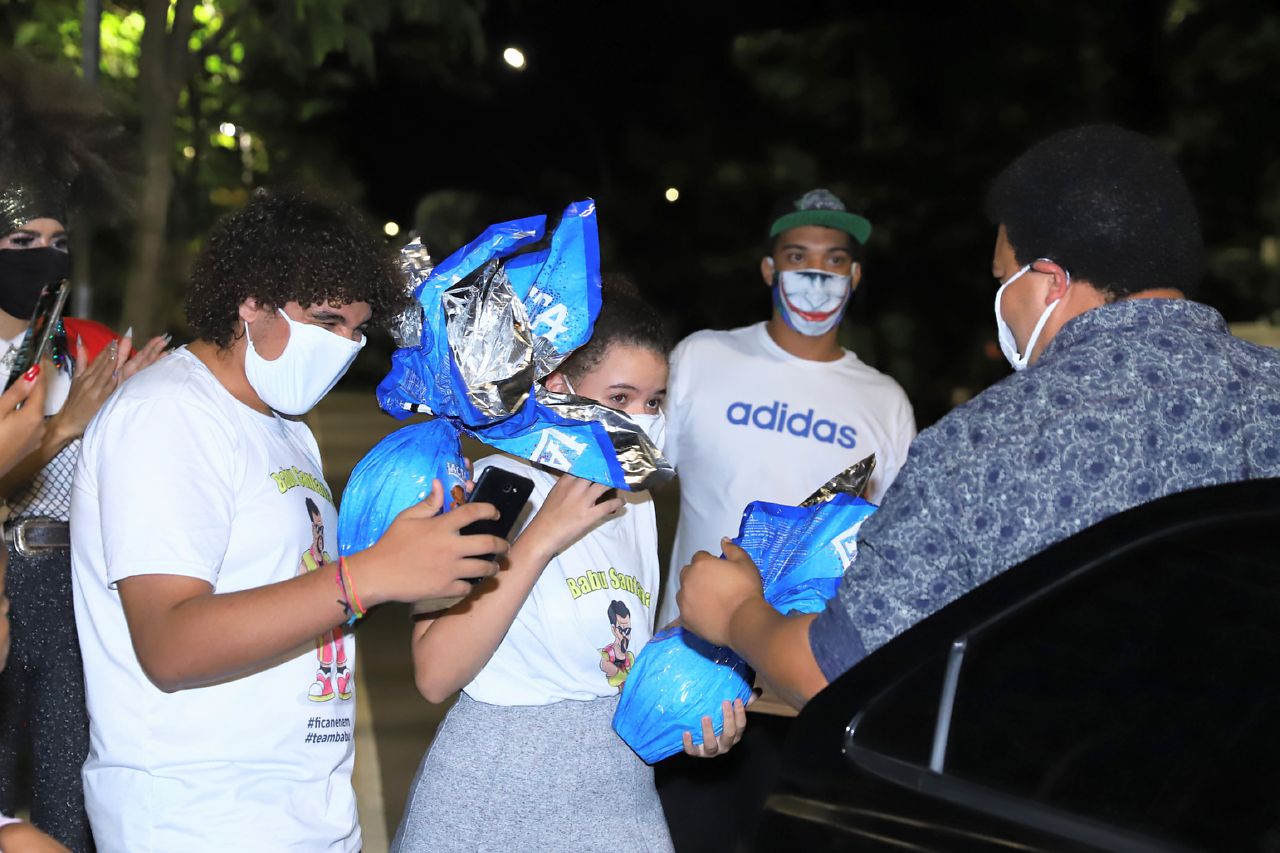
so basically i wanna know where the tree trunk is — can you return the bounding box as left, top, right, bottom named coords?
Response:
left=121, top=0, right=196, bottom=336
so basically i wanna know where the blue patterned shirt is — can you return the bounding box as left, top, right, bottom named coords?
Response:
left=810, top=298, right=1280, bottom=680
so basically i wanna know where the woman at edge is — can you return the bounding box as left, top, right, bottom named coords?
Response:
left=0, top=54, right=165, bottom=849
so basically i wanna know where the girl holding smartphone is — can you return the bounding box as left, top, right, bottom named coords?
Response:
left=394, top=278, right=745, bottom=852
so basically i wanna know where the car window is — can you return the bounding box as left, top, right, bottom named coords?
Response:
left=940, top=518, right=1280, bottom=851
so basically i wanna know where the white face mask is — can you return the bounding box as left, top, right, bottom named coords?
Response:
left=993, top=261, right=1067, bottom=372
left=564, top=376, right=666, bottom=450
left=629, top=411, right=666, bottom=451
left=243, top=309, right=365, bottom=415
left=772, top=266, right=854, bottom=337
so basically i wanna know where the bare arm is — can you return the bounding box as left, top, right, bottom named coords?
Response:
left=119, top=482, right=507, bottom=692
left=0, top=334, right=166, bottom=499
left=411, top=473, right=622, bottom=704
left=119, top=566, right=351, bottom=692
left=0, top=366, right=46, bottom=479
left=677, top=539, right=829, bottom=711
left=723, top=600, right=827, bottom=709
left=0, top=341, right=118, bottom=499
left=0, top=820, right=71, bottom=853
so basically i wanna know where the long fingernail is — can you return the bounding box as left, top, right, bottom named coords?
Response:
left=124, top=326, right=134, bottom=339
left=23, top=364, right=40, bottom=382
left=162, top=333, right=173, bottom=344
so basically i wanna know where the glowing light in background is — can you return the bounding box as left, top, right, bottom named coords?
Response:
left=384, top=221, right=401, bottom=237
left=664, top=187, right=680, bottom=203
left=218, top=121, right=237, bottom=136
left=503, top=47, right=527, bottom=70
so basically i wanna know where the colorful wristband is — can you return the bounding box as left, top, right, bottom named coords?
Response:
left=341, top=557, right=367, bottom=619
left=334, top=560, right=362, bottom=626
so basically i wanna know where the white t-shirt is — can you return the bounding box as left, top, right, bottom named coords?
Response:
left=71, top=348, right=359, bottom=853
left=659, top=322, right=916, bottom=627
left=463, top=454, right=660, bottom=706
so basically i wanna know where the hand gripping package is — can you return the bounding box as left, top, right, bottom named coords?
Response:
left=338, top=201, right=673, bottom=559
left=612, top=457, right=878, bottom=764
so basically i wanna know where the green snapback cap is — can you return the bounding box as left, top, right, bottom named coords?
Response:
left=769, top=188, right=872, bottom=245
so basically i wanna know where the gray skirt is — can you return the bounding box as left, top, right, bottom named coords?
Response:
left=392, top=692, right=674, bottom=853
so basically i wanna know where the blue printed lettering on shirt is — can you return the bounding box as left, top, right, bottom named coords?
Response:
left=726, top=400, right=857, bottom=449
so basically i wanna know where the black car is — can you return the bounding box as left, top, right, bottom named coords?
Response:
left=756, top=477, right=1280, bottom=853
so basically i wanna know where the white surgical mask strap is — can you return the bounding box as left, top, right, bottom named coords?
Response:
left=995, top=260, right=1069, bottom=371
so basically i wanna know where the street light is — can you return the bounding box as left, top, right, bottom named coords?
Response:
left=665, top=187, right=680, bottom=203
left=218, top=121, right=237, bottom=136
left=503, top=47, right=526, bottom=70
left=384, top=221, right=401, bottom=237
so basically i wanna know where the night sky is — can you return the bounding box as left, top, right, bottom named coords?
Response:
left=268, top=1, right=1280, bottom=424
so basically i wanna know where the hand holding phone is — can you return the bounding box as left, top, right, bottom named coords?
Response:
left=5, top=280, right=69, bottom=392
left=408, top=467, right=534, bottom=614
left=0, top=365, right=47, bottom=477
left=458, top=466, right=535, bottom=581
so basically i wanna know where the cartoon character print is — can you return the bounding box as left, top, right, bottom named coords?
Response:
left=298, top=496, right=352, bottom=702
left=598, top=600, right=635, bottom=691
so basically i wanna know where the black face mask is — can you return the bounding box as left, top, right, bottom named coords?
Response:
left=0, top=248, right=71, bottom=321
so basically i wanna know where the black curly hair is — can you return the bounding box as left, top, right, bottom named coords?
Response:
left=0, top=51, right=134, bottom=231
left=185, top=188, right=409, bottom=348
left=985, top=124, right=1202, bottom=299
left=557, top=274, right=670, bottom=383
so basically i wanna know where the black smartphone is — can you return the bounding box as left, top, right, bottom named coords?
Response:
left=459, top=466, right=534, bottom=582
left=5, top=279, right=70, bottom=391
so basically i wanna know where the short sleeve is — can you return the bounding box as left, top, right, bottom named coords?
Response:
left=661, top=335, right=694, bottom=468
left=878, top=391, right=919, bottom=500
left=89, top=396, right=238, bottom=588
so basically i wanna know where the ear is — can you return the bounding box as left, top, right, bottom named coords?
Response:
left=850, top=262, right=862, bottom=291
left=238, top=297, right=265, bottom=325
left=760, top=257, right=775, bottom=288
left=544, top=371, right=570, bottom=394
left=1031, top=259, right=1071, bottom=303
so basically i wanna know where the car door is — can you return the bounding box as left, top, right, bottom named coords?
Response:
left=756, top=477, right=1280, bottom=853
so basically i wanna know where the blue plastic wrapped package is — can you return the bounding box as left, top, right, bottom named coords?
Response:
left=372, top=199, right=671, bottom=491
left=377, top=200, right=600, bottom=425
left=612, top=492, right=877, bottom=763
left=336, top=419, right=468, bottom=558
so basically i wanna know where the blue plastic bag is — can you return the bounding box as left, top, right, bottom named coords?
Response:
left=612, top=492, right=877, bottom=763
left=376, top=200, right=601, bottom=426
left=336, top=419, right=468, bottom=558
left=369, top=199, right=667, bottom=491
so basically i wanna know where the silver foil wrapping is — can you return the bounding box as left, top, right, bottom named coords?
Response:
left=800, top=454, right=876, bottom=507
left=389, top=238, right=432, bottom=348
left=539, top=387, right=675, bottom=491
left=395, top=227, right=673, bottom=491
left=443, top=258, right=537, bottom=419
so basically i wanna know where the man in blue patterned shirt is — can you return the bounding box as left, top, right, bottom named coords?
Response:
left=676, top=124, right=1280, bottom=709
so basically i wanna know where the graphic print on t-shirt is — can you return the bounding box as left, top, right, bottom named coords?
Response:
left=725, top=399, right=859, bottom=448
left=283, top=481, right=352, bottom=704
left=598, top=600, right=635, bottom=691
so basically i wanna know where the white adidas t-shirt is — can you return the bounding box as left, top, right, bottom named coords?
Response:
left=70, top=348, right=359, bottom=853
left=659, top=322, right=916, bottom=627
left=464, top=454, right=660, bottom=705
